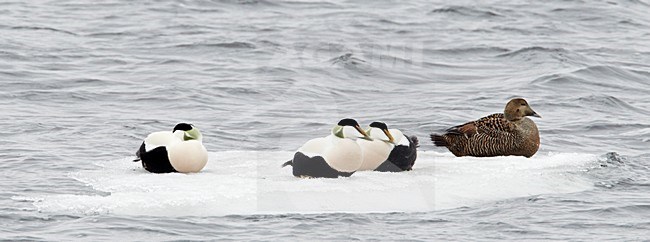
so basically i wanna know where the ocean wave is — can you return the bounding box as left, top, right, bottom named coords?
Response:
left=429, top=6, right=503, bottom=18
left=427, top=47, right=511, bottom=56
left=180, top=0, right=281, bottom=8
left=531, top=65, right=650, bottom=93
left=588, top=152, right=650, bottom=189
left=327, top=53, right=381, bottom=76
left=10, top=26, right=78, bottom=36
left=173, top=42, right=257, bottom=49
left=329, top=53, right=362, bottom=65
left=577, top=95, right=650, bottom=115
left=85, top=31, right=131, bottom=37
left=496, top=46, right=570, bottom=58
left=572, top=65, right=650, bottom=84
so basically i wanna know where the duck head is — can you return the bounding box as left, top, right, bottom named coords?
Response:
left=504, top=98, right=541, bottom=121
left=332, top=118, right=371, bottom=140
left=172, top=123, right=203, bottom=141
left=368, top=121, right=396, bottom=144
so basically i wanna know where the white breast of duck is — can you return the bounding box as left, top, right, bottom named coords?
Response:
left=357, top=126, right=396, bottom=171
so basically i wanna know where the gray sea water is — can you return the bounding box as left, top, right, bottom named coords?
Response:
left=2, top=0, right=650, bottom=240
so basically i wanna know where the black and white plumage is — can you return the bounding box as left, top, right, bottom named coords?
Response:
left=134, top=123, right=208, bottom=173
left=282, top=118, right=370, bottom=178
left=377, top=128, right=418, bottom=172
left=357, top=122, right=418, bottom=172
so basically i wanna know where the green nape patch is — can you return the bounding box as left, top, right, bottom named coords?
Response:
left=183, top=128, right=201, bottom=141
left=332, top=125, right=344, bottom=138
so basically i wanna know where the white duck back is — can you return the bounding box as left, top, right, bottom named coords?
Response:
left=323, top=135, right=363, bottom=173
left=297, top=137, right=328, bottom=157
left=144, top=131, right=181, bottom=151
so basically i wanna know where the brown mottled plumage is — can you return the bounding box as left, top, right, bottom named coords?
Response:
left=431, top=98, right=541, bottom=158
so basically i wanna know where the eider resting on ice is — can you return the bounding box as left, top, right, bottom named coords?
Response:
left=134, top=123, right=208, bottom=173
left=282, top=118, right=370, bottom=178
left=357, top=122, right=419, bottom=172
left=430, top=98, right=541, bottom=158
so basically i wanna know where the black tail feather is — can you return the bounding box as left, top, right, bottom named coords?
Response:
left=281, top=160, right=293, bottom=167
left=410, top=135, right=420, bottom=148
left=430, top=134, right=448, bottom=147
left=134, top=142, right=145, bottom=162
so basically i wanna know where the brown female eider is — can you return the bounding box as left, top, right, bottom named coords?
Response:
left=430, top=98, right=541, bottom=158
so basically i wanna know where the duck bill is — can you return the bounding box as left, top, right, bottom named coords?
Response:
left=382, top=129, right=396, bottom=144
left=355, top=125, right=372, bottom=141
left=530, top=111, right=542, bottom=118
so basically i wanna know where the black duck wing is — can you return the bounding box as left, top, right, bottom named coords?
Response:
left=377, top=135, right=418, bottom=172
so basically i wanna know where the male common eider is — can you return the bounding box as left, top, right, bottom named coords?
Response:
left=358, top=122, right=419, bottom=172
left=430, top=98, right=541, bottom=158
left=134, top=123, right=208, bottom=173
left=356, top=122, right=395, bottom=171
left=282, top=118, right=370, bottom=178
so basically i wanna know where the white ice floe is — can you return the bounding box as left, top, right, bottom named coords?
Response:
left=27, top=151, right=598, bottom=216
